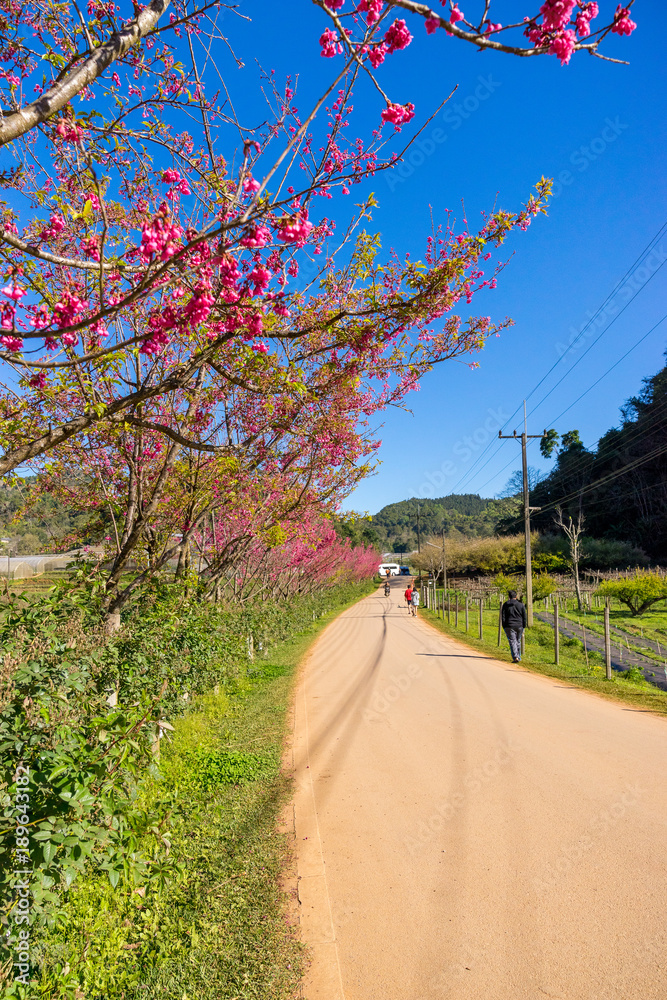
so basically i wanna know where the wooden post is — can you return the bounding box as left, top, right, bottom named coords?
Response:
left=497, top=603, right=502, bottom=647
left=447, top=589, right=450, bottom=624
left=455, top=592, right=459, bottom=628
left=521, top=630, right=525, bottom=659
left=465, top=594, right=469, bottom=633
left=583, top=621, right=589, bottom=670
left=478, top=598, right=483, bottom=640
left=554, top=603, right=560, bottom=665
left=604, top=602, right=612, bottom=680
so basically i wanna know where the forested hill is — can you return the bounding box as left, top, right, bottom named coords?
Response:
left=370, top=494, right=507, bottom=553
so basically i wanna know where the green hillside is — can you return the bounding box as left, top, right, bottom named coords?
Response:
left=369, top=494, right=512, bottom=553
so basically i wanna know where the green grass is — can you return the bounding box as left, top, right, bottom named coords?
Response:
left=32, top=580, right=375, bottom=1000
left=420, top=597, right=667, bottom=717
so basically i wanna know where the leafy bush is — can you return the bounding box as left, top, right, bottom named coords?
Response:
left=532, top=573, right=558, bottom=601
left=0, top=574, right=372, bottom=948
left=493, top=572, right=516, bottom=595
left=596, top=573, right=667, bottom=616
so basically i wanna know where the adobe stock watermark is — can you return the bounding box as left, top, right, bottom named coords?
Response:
left=404, top=738, right=521, bottom=855
left=386, top=75, right=502, bottom=193
left=417, top=406, right=509, bottom=498
left=555, top=242, right=666, bottom=358
left=532, top=780, right=646, bottom=893
left=4, top=763, right=33, bottom=986
left=549, top=116, right=628, bottom=200
left=362, top=661, right=423, bottom=723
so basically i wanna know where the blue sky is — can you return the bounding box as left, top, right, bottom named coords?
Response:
left=230, top=1, right=666, bottom=513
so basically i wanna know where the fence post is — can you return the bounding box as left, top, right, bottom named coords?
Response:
left=604, top=601, right=612, bottom=680
left=497, top=603, right=502, bottom=647
left=554, top=603, right=560, bottom=665
left=521, top=630, right=525, bottom=659
left=447, top=589, right=450, bottom=624
left=479, top=598, right=483, bottom=640
left=455, top=592, right=459, bottom=628
left=465, top=594, right=469, bottom=632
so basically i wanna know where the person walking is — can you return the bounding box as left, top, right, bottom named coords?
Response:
left=404, top=583, right=413, bottom=612
left=410, top=587, right=420, bottom=617
left=501, top=589, right=527, bottom=662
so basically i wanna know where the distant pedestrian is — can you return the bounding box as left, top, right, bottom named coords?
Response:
left=502, top=589, right=527, bottom=662
left=404, top=584, right=413, bottom=611
left=410, top=588, right=420, bottom=617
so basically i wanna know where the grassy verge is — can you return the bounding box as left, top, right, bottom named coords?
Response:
left=555, top=606, right=667, bottom=667
left=419, top=600, right=667, bottom=717
left=33, top=579, right=375, bottom=1000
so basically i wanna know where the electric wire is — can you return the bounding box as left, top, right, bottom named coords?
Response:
left=441, top=222, right=667, bottom=497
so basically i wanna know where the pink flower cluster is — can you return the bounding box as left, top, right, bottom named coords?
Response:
left=550, top=27, right=576, bottom=63
left=384, top=19, right=412, bottom=53
left=140, top=206, right=183, bottom=264
left=357, top=0, right=384, bottom=24
left=52, top=290, right=87, bottom=341
left=320, top=27, right=342, bottom=57
left=240, top=225, right=271, bottom=248
left=575, top=1, right=598, bottom=37
left=55, top=120, right=86, bottom=143
left=381, top=102, right=415, bottom=130
left=540, top=0, right=576, bottom=31
left=276, top=211, right=313, bottom=246
left=611, top=5, right=636, bottom=35
left=40, top=213, right=66, bottom=241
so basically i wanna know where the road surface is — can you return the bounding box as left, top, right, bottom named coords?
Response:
left=290, top=582, right=667, bottom=999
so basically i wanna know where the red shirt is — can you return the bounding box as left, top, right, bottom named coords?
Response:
left=404, top=587, right=413, bottom=602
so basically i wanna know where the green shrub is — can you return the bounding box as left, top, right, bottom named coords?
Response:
left=531, top=573, right=558, bottom=602
left=596, top=573, right=667, bottom=616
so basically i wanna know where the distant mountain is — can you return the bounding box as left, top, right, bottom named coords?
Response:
left=369, top=494, right=511, bottom=553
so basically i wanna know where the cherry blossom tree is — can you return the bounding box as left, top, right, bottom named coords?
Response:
left=0, top=0, right=637, bottom=480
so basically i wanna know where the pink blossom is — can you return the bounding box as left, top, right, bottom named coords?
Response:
left=320, top=27, right=341, bottom=57
left=539, top=0, right=576, bottom=32
left=448, top=4, right=464, bottom=24
left=185, top=286, right=215, bottom=324
left=55, top=120, right=86, bottom=143
left=611, top=5, right=636, bottom=35
left=484, top=21, right=502, bottom=34
left=368, top=43, right=387, bottom=68
left=2, top=284, right=26, bottom=301
left=549, top=28, right=576, bottom=64
left=380, top=102, right=415, bottom=130
left=242, top=176, right=261, bottom=194
left=357, top=0, right=383, bottom=24
left=276, top=212, right=314, bottom=246
left=0, top=335, right=23, bottom=351
left=248, top=264, right=270, bottom=296
left=162, top=168, right=182, bottom=183
left=575, top=2, right=598, bottom=37
left=425, top=16, right=440, bottom=34
left=40, top=213, right=66, bottom=241
left=384, top=19, right=412, bottom=53
left=52, top=290, right=87, bottom=329
left=111, top=72, right=120, bottom=86
left=251, top=342, right=269, bottom=354
left=329, top=0, right=344, bottom=7
left=240, top=225, right=271, bottom=248
left=81, top=236, right=100, bottom=261
left=29, top=371, right=47, bottom=389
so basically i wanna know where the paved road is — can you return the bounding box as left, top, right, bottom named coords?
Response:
left=290, top=583, right=667, bottom=1000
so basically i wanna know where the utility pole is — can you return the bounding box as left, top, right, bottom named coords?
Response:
left=441, top=528, right=447, bottom=595
left=498, top=402, right=547, bottom=627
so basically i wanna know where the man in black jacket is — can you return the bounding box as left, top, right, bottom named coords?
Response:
left=501, top=590, right=527, bottom=663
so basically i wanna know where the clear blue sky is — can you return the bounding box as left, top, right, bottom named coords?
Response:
left=227, top=1, right=666, bottom=513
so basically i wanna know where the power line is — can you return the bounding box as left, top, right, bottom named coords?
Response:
left=548, top=312, right=667, bottom=425
left=444, top=222, right=667, bottom=497
left=526, top=259, right=667, bottom=418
